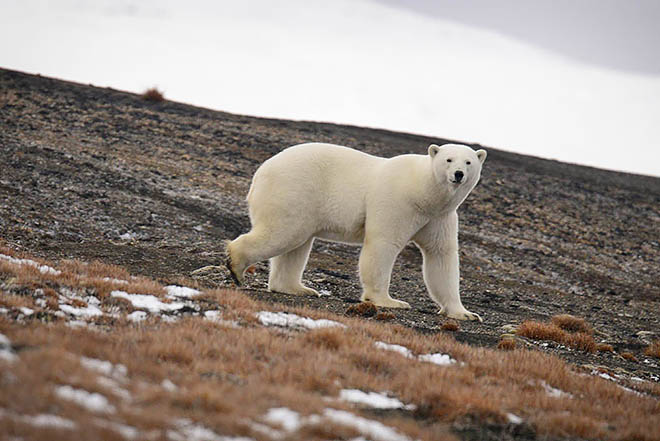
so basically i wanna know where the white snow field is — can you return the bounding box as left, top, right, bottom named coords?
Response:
left=1, top=0, right=659, bottom=176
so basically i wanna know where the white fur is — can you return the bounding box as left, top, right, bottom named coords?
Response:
left=227, top=142, right=487, bottom=321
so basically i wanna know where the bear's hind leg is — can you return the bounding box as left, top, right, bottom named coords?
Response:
left=268, top=237, right=319, bottom=296
left=226, top=226, right=310, bottom=286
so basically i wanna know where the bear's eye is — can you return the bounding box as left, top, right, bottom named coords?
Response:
left=446, top=159, right=452, bottom=163
left=466, top=161, right=471, bottom=165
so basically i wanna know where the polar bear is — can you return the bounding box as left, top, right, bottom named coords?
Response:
left=226, top=142, right=486, bottom=321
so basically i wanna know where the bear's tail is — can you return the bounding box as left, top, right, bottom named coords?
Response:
left=245, top=174, right=259, bottom=202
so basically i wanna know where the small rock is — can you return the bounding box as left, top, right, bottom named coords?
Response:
left=190, top=265, right=225, bottom=277
left=500, top=324, right=519, bottom=333
left=636, top=331, right=656, bottom=345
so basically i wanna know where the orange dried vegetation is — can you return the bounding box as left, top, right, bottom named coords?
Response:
left=596, top=343, right=614, bottom=353
left=141, top=87, right=165, bottom=102
left=1, top=249, right=659, bottom=441
left=551, top=314, right=592, bottom=334
left=497, top=338, right=516, bottom=351
left=517, top=318, right=597, bottom=353
left=644, top=340, right=660, bottom=359
left=621, top=352, right=638, bottom=362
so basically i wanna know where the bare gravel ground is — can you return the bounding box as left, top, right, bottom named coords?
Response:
left=1, top=67, right=659, bottom=414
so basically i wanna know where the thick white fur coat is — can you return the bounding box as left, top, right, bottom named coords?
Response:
left=227, top=142, right=487, bottom=321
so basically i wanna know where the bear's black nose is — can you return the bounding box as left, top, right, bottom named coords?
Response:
left=454, top=170, right=464, bottom=182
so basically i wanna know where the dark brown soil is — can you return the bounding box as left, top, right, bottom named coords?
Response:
left=1, top=68, right=659, bottom=440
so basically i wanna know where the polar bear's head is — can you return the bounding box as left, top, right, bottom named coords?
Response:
left=428, top=143, right=487, bottom=189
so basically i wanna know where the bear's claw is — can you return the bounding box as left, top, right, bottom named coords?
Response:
left=363, top=297, right=411, bottom=309
left=442, top=309, right=483, bottom=322
left=225, top=256, right=242, bottom=286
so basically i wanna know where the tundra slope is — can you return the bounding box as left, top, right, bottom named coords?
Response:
left=0, top=68, right=659, bottom=381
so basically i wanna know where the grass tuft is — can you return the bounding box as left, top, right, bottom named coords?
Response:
left=596, top=343, right=615, bottom=353
left=517, top=321, right=565, bottom=342
left=141, top=87, right=165, bottom=102
left=620, top=352, right=638, bottom=362
left=551, top=314, right=592, bottom=334
left=345, top=302, right=377, bottom=317
left=375, top=311, right=396, bottom=321
left=441, top=320, right=460, bottom=332
left=496, top=338, right=517, bottom=351
left=644, top=340, right=660, bottom=359
left=517, top=318, right=596, bottom=353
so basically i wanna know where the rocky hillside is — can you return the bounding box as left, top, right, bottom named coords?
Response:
left=1, top=67, right=659, bottom=439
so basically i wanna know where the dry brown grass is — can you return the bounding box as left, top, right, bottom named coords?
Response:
left=141, top=87, right=165, bottom=102
left=645, top=340, right=660, bottom=359
left=517, top=320, right=565, bottom=342
left=551, top=314, right=592, bottom=334
left=375, top=311, right=396, bottom=321
left=496, top=338, right=517, bottom=351
left=1, top=250, right=659, bottom=441
left=345, top=302, right=377, bottom=317
left=564, top=332, right=597, bottom=352
left=621, top=352, right=639, bottom=362
left=596, top=343, right=615, bottom=353
left=441, top=320, right=460, bottom=332
left=517, top=318, right=597, bottom=352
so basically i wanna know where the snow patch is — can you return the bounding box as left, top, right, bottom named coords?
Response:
left=418, top=353, right=456, bottom=366
left=506, top=413, right=523, bottom=425
left=80, top=356, right=128, bottom=379
left=257, top=311, right=346, bottom=330
left=161, top=379, right=178, bottom=391
left=97, top=376, right=132, bottom=401
left=127, top=311, right=147, bottom=322
left=374, top=342, right=414, bottom=358
left=168, top=418, right=254, bottom=441
left=0, top=409, right=78, bottom=430
left=263, top=407, right=312, bottom=432
left=19, top=307, right=34, bottom=316
left=94, top=419, right=139, bottom=439
left=259, top=407, right=413, bottom=441
left=375, top=342, right=458, bottom=366
left=0, top=253, right=61, bottom=275
left=323, top=408, right=414, bottom=441
left=102, top=277, right=129, bottom=284
left=537, top=380, right=572, bottom=399
left=204, top=310, right=240, bottom=328
left=119, top=232, right=138, bottom=241
left=165, top=285, right=201, bottom=298
left=111, top=290, right=184, bottom=313
left=339, top=389, right=416, bottom=410
left=55, top=385, right=116, bottom=413
left=0, top=333, right=18, bottom=363
left=59, top=303, right=104, bottom=318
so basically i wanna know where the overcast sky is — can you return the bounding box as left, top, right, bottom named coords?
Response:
left=379, top=0, right=660, bottom=75
left=1, top=1, right=659, bottom=176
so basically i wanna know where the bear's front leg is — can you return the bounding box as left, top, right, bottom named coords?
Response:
left=420, top=248, right=482, bottom=322
left=414, top=214, right=482, bottom=322
left=358, top=238, right=410, bottom=309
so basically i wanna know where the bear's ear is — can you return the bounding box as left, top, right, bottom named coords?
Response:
left=476, top=149, right=487, bottom=164
left=428, top=144, right=441, bottom=158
